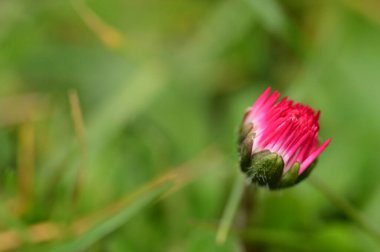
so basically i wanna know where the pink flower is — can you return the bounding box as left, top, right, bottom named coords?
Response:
left=239, top=87, right=331, bottom=189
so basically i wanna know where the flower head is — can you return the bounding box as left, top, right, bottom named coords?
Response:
left=238, top=87, right=331, bottom=189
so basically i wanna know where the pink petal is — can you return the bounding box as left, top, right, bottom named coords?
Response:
left=299, top=138, right=331, bottom=174
left=251, top=87, right=271, bottom=113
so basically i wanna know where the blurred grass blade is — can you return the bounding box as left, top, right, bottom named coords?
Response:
left=14, top=121, right=35, bottom=215
left=0, top=93, right=47, bottom=127
left=181, top=0, right=254, bottom=66
left=41, top=62, right=168, bottom=184
left=216, top=172, right=245, bottom=245
left=71, top=0, right=125, bottom=49
left=0, top=183, right=169, bottom=252
left=338, top=0, right=380, bottom=26
left=0, top=147, right=223, bottom=251
left=243, top=0, right=288, bottom=36
left=58, top=147, right=223, bottom=251
left=68, top=89, right=88, bottom=205
left=87, top=62, right=167, bottom=158
left=53, top=184, right=170, bottom=252
left=309, top=176, right=380, bottom=246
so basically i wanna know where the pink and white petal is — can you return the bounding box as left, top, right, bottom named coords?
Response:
left=251, top=87, right=271, bottom=114
left=299, top=139, right=331, bottom=174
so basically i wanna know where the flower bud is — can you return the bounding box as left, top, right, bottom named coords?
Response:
left=238, top=87, right=331, bottom=189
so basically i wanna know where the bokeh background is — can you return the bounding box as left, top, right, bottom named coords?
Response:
left=1, top=0, right=380, bottom=251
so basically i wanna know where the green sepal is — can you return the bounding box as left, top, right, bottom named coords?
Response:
left=238, top=122, right=253, bottom=146
left=246, top=150, right=284, bottom=188
left=239, top=131, right=254, bottom=173
left=296, top=159, right=317, bottom=183
left=274, top=162, right=301, bottom=189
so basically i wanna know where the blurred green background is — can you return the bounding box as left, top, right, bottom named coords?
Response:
left=1, top=0, right=380, bottom=251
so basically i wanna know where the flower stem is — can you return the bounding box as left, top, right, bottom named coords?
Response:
left=216, top=172, right=246, bottom=245
left=309, top=176, right=380, bottom=246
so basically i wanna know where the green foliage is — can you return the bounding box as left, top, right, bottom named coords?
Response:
left=1, top=0, right=380, bottom=251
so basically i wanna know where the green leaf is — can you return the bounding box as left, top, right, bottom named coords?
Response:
left=52, top=183, right=170, bottom=252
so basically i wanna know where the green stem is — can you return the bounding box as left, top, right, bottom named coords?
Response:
left=216, top=172, right=246, bottom=245
left=309, top=176, right=380, bottom=246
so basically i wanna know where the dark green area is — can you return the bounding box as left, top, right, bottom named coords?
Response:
left=1, top=0, right=380, bottom=251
